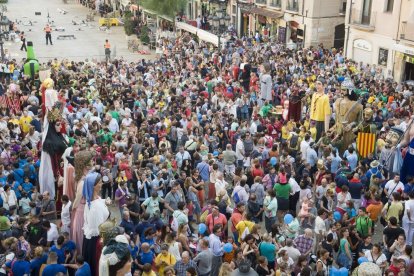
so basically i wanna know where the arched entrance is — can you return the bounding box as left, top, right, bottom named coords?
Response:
left=334, top=24, right=345, bottom=49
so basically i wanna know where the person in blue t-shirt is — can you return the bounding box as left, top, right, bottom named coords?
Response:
left=61, top=232, right=77, bottom=259
left=42, top=252, right=67, bottom=276
left=22, top=177, right=34, bottom=198
left=13, top=163, right=24, bottom=185
left=64, top=255, right=91, bottom=276
left=136, top=242, right=155, bottom=270
left=5, top=250, right=31, bottom=276
left=30, top=246, right=48, bottom=276
left=50, top=236, right=67, bottom=264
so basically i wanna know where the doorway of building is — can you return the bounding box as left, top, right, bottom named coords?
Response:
left=405, top=61, right=414, bottom=81
left=334, top=24, right=345, bottom=49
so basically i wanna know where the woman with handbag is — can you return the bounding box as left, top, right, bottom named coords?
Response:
left=337, top=227, right=352, bottom=270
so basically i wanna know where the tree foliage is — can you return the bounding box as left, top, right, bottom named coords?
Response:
left=140, top=0, right=187, bottom=18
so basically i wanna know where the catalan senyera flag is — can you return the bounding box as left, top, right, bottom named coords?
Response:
left=357, top=132, right=376, bottom=158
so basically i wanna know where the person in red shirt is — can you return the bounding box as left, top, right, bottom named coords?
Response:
left=251, top=162, right=264, bottom=178
left=387, top=258, right=405, bottom=275
left=230, top=203, right=245, bottom=245
left=205, top=205, right=227, bottom=236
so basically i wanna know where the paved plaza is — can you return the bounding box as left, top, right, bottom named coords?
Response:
left=3, top=0, right=155, bottom=62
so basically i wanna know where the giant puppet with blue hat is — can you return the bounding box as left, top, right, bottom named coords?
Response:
left=396, top=116, right=414, bottom=184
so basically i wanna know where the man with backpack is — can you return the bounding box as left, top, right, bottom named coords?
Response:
left=232, top=179, right=249, bottom=205
left=288, top=128, right=301, bottom=157
left=356, top=207, right=373, bottom=237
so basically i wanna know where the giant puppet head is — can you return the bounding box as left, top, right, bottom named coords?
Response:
left=363, top=107, right=374, bottom=122
left=43, top=78, right=54, bottom=90
left=385, top=127, right=404, bottom=148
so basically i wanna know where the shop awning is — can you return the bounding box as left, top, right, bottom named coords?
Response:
left=250, top=7, right=283, bottom=19
left=175, top=21, right=227, bottom=46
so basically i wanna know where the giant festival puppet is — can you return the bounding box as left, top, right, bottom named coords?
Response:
left=353, top=107, right=377, bottom=158
left=379, top=127, right=404, bottom=177
left=399, top=117, right=414, bottom=184
left=331, top=78, right=363, bottom=153
left=38, top=78, right=68, bottom=198
left=23, top=41, right=39, bottom=79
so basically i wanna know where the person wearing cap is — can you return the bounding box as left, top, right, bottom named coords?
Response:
left=310, top=77, right=331, bottom=142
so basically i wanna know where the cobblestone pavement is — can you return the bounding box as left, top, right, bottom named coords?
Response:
left=3, top=0, right=156, bottom=62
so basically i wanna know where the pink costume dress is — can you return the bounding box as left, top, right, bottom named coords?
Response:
left=70, top=179, right=86, bottom=255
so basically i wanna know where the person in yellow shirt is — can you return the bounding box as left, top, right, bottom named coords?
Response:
left=19, top=110, right=33, bottom=134
left=9, top=114, right=19, bottom=126
left=142, top=263, right=157, bottom=276
left=235, top=214, right=255, bottom=243
left=155, top=244, right=176, bottom=275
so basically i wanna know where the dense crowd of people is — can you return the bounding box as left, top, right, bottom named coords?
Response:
left=0, top=29, right=414, bottom=276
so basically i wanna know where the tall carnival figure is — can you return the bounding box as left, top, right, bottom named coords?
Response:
left=399, top=117, right=414, bottom=184
left=71, top=150, right=95, bottom=255
left=39, top=78, right=61, bottom=197
left=82, top=172, right=110, bottom=276
left=331, top=78, right=363, bottom=153
left=39, top=88, right=67, bottom=198
left=310, top=77, right=331, bottom=142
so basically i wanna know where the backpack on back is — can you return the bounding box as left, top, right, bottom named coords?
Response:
left=243, top=140, right=254, bottom=156
left=289, top=134, right=299, bottom=150
left=233, top=189, right=241, bottom=204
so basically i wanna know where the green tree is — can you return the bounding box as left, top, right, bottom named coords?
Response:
left=140, top=0, right=187, bottom=18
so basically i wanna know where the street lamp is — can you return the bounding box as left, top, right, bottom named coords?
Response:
left=212, top=15, right=219, bottom=33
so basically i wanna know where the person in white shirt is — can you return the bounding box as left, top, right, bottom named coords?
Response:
left=403, top=191, right=414, bottom=246
left=300, top=134, right=311, bottom=160
left=384, top=174, right=405, bottom=198
left=236, top=135, right=245, bottom=168
left=121, top=113, right=133, bottom=127
left=175, top=147, right=191, bottom=168
left=61, top=195, right=72, bottom=234
left=44, top=221, right=59, bottom=246
left=315, top=209, right=327, bottom=250
left=0, top=185, right=18, bottom=214
left=106, top=113, right=119, bottom=133
left=214, top=173, right=228, bottom=198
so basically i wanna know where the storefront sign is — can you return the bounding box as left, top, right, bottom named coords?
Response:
left=353, top=39, right=372, bottom=51
left=394, top=43, right=414, bottom=56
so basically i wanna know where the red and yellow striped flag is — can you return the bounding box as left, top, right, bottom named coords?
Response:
left=357, top=132, right=376, bottom=158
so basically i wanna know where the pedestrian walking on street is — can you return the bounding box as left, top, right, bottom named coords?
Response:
left=104, top=39, right=111, bottom=62
left=20, top=31, right=27, bottom=51
left=44, top=24, right=53, bottom=45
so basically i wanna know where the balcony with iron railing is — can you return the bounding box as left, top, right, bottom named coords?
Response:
left=400, top=21, right=414, bottom=42
left=269, top=0, right=281, bottom=8
left=350, top=9, right=376, bottom=31
left=286, top=0, right=299, bottom=12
